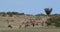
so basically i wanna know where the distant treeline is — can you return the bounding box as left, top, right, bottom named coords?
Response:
left=0, top=12, right=24, bottom=15
left=0, top=12, right=25, bottom=17
left=0, top=12, right=60, bottom=16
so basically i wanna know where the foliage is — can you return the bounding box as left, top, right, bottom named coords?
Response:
left=7, top=12, right=13, bottom=17
left=25, top=14, right=33, bottom=16
left=0, top=12, right=25, bottom=17
left=44, top=8, right=52, bottom=15
left=46, top=15, right=60, bottom=27
left=35, top=13, right=45, bottom=16
left=0, top=12, right=6, bottom=16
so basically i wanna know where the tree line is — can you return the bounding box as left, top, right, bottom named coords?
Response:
left=0, top=12, right=24, bottom=17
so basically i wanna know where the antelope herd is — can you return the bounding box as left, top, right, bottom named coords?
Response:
left=8, top=19, right=47, bottom=28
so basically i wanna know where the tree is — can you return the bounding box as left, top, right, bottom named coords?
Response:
left=44, top=8, right=52, bottom=15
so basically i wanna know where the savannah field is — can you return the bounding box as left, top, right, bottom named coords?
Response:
left=0, top=12, right=60, bottom=32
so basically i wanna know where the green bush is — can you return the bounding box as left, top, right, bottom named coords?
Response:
left=46, top=15, right=60, bottom=27
left=55, top=23, right=60, bottom=27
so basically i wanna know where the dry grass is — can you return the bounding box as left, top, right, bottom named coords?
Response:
left=0, top=15, right=60, bottom=32
left=0, top=27, right=60, bottom=32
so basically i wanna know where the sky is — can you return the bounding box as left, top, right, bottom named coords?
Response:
left=0, top=0, right=60, bottom=15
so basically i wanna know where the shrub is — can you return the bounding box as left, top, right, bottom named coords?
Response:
left=46, top=15, right=60, bottom=27
left=55, top=22, right=60, bottom=27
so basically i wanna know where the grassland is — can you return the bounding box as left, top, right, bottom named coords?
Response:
left=0, top=27, right=60, bottom=32
left=0, top=13, right=60, bottom=32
